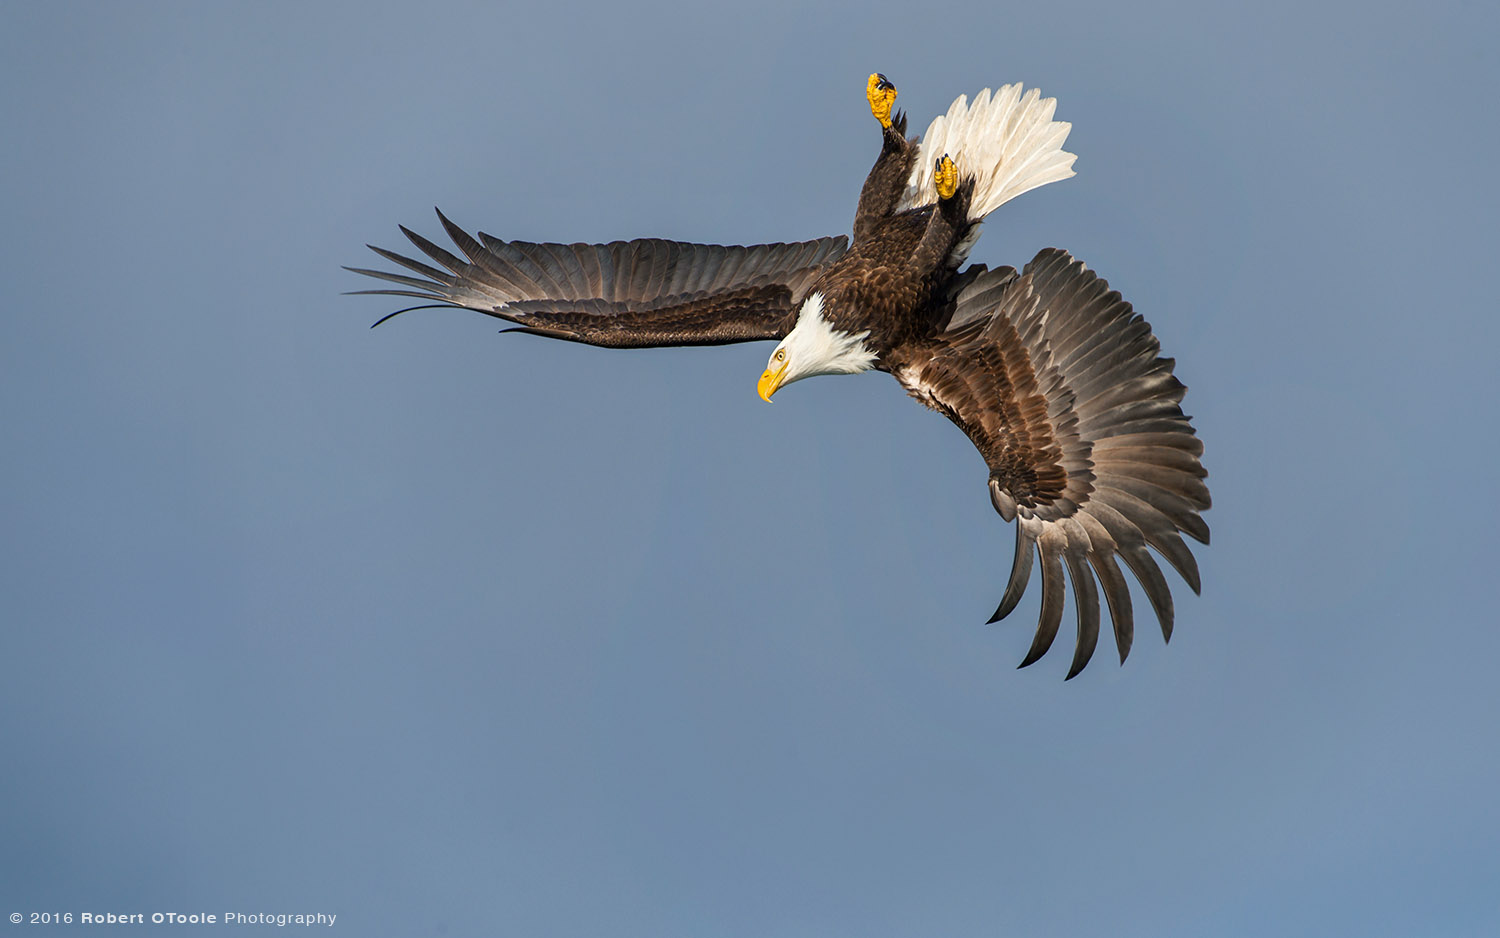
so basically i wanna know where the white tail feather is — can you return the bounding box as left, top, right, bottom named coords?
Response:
left=899, top=83, right=1077, bottom=219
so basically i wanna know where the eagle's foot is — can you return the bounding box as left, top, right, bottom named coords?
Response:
left=867, top=73, right=897, bottom=129
left=935, top=154, right=958, bottom=200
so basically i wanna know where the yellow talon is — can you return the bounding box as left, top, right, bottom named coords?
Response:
left=934, top=154, right=958, bottom=200
left=866, top=72, right=897, bottom=129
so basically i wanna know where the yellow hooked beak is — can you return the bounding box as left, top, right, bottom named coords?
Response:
left=757, top=360, right=788, bottom=403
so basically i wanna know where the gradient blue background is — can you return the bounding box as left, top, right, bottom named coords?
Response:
left=4, top=1, right=1497, bottom=935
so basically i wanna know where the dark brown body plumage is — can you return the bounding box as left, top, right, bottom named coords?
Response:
left=349, top=85, right=1209, bottom=678
left=818, top=109, right=976, bottom=356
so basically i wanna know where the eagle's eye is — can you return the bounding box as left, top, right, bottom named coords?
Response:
left=774, top=349, right=786, bottom=362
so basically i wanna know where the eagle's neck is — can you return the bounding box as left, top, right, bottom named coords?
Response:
left=782, top=293, right=878, bottom=382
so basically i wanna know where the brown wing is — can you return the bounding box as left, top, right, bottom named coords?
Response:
left=897, top=249, right=1209, bottom=678
left=347, top=209, right=848, bottom=347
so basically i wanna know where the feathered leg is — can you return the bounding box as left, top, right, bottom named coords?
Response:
left=908, top=155, right=974, bottom=273
left=853, top=73, right=917, bottom=243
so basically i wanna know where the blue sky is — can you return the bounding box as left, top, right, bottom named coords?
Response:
left=3, top=1, right=1497, bottom=935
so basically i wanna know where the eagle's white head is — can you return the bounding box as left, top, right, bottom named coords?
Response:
left=757, top=292, right=877, bottom=401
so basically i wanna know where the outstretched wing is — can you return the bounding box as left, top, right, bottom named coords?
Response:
left=897, top=249, right=1209, bottom=678
left=348, top=209, right=848, bottom=348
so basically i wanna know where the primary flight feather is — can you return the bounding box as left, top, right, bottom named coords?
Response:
left=349, top=74, right=1210, bottom=678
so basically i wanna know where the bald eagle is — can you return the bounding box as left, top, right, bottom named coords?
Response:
left=349, top=75, right=1210, bottom=678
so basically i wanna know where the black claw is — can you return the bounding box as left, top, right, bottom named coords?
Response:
left=875, top=73, right=895, bottom=91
